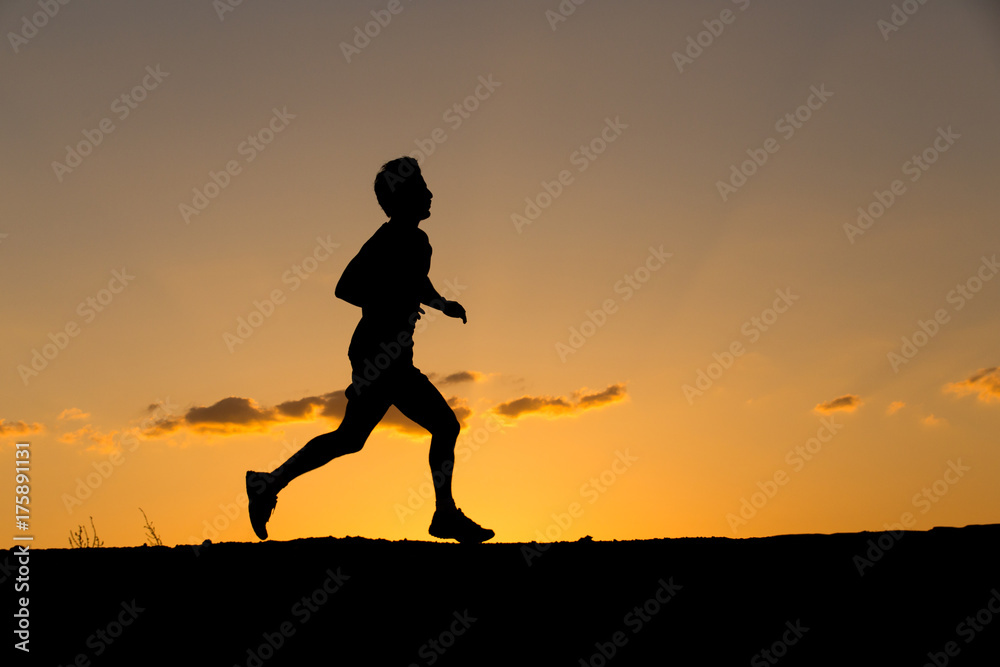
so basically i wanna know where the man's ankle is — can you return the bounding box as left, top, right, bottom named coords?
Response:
left=256, top=470, right=283, bottom=494
left=435, top=499, right=457, bottom=512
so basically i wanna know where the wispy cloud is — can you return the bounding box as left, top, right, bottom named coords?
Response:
left=59, top=425, right=130, bottom=453
left=58, top=407, right=91, bottom=421
left=886, top=401, right=905, bottom=415
left=814, top=394, right=862, bottom=415
left=946, top=367, right=1000, bottom=404
left=492, top=383, right=628, bottom=420
left=0, top=419, right=44, bottom=437
left=921, top=414, right=946, bottom=427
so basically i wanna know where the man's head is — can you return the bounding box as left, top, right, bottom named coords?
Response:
left=374, top=157, right=433, bottom=222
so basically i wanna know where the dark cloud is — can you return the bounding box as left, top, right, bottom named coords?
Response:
left=814, top=394, right=862, bottom=414
left=186, top=397, right=275, bottom=427
left=430, top=370, right=484, bottom=386
left=275, top=395, right=333, bottom=419
left=493, top=396, right=573, bottom=419
left=577, top=384, right=628, bottom=408
left=946, top=367, right=1000, bottom=403
left=492, top=383, right=627, bottom=420
left=142, top=387, right=470, bottom=438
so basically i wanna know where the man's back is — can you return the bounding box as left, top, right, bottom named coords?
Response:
left=337, top=222, right=433, bottom=364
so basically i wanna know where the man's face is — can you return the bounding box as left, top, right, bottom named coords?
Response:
left=397, top=175, right=433, bottom=221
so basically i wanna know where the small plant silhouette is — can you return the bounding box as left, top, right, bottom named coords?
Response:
left=68, top=516, right=104, bottom=548
left=140, top=507, right=163, bottom=546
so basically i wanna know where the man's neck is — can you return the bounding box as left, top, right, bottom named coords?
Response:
left=388, top=216, right=421, bottom=229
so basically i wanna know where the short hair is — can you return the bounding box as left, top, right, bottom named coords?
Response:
left=374, top=157, right=422, bottom=217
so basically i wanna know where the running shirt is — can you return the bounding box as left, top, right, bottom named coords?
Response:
left=337, top=222, right=433, bottom=366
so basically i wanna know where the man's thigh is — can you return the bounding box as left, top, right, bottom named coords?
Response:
left=341, top=377, right=394, bottom=440
left=389, top=367, right=457, bottom=434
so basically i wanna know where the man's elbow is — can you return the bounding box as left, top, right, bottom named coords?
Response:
left=335, top=284, right=363, bottom=307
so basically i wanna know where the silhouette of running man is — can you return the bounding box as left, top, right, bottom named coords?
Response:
left=246, top=157, right=494, bottom=543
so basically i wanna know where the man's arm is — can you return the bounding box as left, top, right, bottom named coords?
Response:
left=420, top=277, right=466, bottom=323
left=335, top=248, right=370, bottom=308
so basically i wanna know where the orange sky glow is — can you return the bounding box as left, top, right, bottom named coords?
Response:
left=3, top=0, right=999, bottom=549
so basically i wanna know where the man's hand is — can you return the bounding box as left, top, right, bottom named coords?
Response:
left=442, top=300, right=467, bottom=324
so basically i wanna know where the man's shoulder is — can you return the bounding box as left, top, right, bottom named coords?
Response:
left=357, top=222, right=391, bottom=249
left=374, top=222, right=430, bottom=245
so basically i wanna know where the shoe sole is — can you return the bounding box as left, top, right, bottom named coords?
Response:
left=429, top=527, right=495, bottom=544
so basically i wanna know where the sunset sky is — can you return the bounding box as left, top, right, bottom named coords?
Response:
left=3, top=0, right=999, bottom=549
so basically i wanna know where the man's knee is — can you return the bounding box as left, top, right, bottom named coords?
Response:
left=336, top=423, right=370, bottom=454
left=343, top=437, right=366, bottom=454
left=434, top=413, right=461, bottom=441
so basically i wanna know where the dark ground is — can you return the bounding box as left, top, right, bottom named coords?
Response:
left=5, top=524, right=1000, bottom=666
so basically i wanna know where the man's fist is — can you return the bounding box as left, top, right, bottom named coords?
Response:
left=443, top=300, right=467, bottom=324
